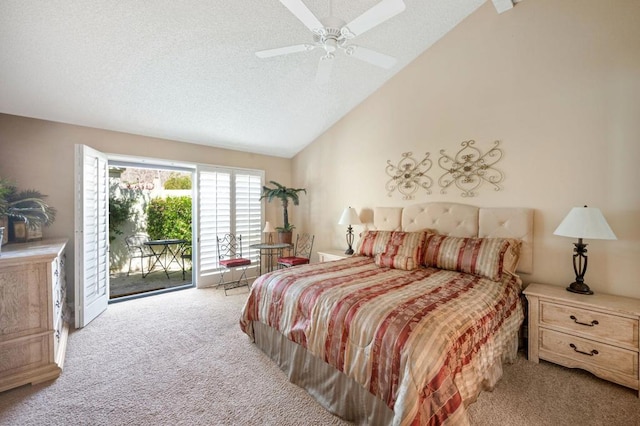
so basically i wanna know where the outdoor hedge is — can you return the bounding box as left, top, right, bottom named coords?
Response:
left=146, top=196, right=192, bottom=242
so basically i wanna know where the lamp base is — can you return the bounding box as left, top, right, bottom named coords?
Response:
left=566, top=282, right=593, bottom=295
left=566, top=239, right=593, bottom=295
left=345, top=225, right=355, bottom=255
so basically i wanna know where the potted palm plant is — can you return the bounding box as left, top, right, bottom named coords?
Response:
left=0, top=179, right=10, bottom=248
left=260, top=181, right=306, bottom=244
left=0, top=181, right=56, bottom=243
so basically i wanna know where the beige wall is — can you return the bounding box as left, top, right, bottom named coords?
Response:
left=0, top=114, right=292, bottom=300
left=292, top=0, right=640, bottom=298
left=1, top=0, right=638, bottom=302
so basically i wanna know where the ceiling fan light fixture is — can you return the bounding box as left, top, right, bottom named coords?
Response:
left=324, top=38, right=337, bottom=53
left=257, top=0, right=406, bottom=81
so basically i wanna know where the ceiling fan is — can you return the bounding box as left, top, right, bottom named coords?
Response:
left=256, top=0, right=406, bottom=84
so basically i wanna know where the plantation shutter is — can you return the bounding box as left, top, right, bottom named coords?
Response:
left=196, top=166, right=263, bottom=287
left=235, top=172, right=262, bottom=276
left=74, top=144, right=109, bottom=328
left=198, top=168, right=231, bottom=283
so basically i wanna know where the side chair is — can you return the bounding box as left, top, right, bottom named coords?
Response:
left=125, top=233, right=155, bottom=277
left=216, top=234, right=251, bottom=295
left=277, top=233, right=314, bottom=268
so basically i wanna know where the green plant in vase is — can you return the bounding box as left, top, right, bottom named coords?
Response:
left=0, top=178, right=10, bottom=247
left=259, top=181, right=306, bottom=244
left=6, top=189, right=57, bottom=226
left=1, top=183, right=56, bottom=242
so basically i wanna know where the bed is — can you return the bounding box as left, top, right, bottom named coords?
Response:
left=240, top=202, right=533, bottom=425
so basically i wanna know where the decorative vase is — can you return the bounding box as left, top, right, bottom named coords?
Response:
left=9, top=219, right=42, bottom=243
left=277, top=231, right=293, bottom=245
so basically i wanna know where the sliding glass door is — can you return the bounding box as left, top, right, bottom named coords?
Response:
left=76, top=145, right=264, bottom=326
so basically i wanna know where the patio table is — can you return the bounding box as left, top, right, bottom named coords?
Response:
left=249, top=242, right=292, bottom=275
left=143, top=239, right=188, bottom=279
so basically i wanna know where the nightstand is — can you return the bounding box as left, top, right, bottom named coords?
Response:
left=317, top=250, right=350, bottom=262
left=524, top=283, right=640, bottom=396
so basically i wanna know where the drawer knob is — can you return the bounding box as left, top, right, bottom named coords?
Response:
left=570, top=315, right=598, bottom=327
left=569, top=343, right=598, bottom=357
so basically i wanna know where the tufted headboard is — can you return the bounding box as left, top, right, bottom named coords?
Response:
left=370, top=202, right=534, bottom=274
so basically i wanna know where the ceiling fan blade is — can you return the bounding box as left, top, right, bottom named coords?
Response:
left=256, top=44, right=311, bottom=58
left=344, top=0, right=406, bottom=37
left=279, top=0, right=324, bottom=32
left=348, top=46, right=397, bottom=69
left=315, top=55, right=334, bottom=85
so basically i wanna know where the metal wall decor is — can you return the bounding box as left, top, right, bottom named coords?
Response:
left=385, top=152, right=433, bottom=199
left=438, top=140, right=504, bottom=197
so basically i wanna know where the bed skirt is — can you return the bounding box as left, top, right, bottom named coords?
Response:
left=252, top=321, right=519, bottom=425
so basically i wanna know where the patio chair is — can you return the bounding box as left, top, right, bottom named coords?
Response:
left=125, top=233, right=156, bottom=277
left=181, top=243, right=192, bottom=280
left=277, top=233, right=314, bottom=268
left=216, top=234, right=251, bottom=295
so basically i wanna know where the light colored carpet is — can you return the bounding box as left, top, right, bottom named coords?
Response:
left=0, top=287, right=638, bottom=425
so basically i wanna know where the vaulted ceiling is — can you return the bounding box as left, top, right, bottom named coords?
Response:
left=0, top=1, right=513, bottom=158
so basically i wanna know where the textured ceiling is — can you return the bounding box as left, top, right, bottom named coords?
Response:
left=0, top=0, right=491, bottom=158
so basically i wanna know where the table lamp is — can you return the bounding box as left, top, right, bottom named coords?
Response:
left=263, top=221, right=275, bottom=244
left=553, top=205, right=616, bottom=295
left=338, top=207, right=361, bottom=255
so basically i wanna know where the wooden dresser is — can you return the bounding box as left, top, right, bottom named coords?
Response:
left=0, top=239, right=69, bottom=392
left=524, top=283, right=640, bottom=396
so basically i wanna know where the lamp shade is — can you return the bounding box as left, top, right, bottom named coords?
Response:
left=553, top=206, right=616, bottom=240
left=338, top=207, right=361, bottom=225
left=262, top=221, right=275, bottom=233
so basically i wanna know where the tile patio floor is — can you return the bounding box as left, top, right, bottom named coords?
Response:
left=110, top=265, right=192, bottom=299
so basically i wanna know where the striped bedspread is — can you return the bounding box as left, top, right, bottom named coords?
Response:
left=240, top=256, right=524, bottom=425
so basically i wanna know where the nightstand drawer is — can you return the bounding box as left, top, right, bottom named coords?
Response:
left=540, top=328, right=638, bottom=378
left=525, top=283, right=640, bottom=396
left=540, top=300, right=639, bottom=349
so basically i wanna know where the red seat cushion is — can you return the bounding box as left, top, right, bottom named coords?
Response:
left=220, top=258, right=251, bottom=268
left=277, top=256, right=310, bottom=266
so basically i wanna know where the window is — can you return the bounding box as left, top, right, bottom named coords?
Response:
left=197, top=166, right=263, bottom=285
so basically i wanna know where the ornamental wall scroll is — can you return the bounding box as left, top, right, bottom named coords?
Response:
left=385, top=152, right=433, bottom=199
left=438, top=140, right=504, bottom=197
left=385, top=140, right=504, bottom=198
